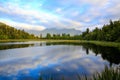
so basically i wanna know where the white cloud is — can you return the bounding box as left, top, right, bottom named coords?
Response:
left=0, top=19, right=45, bottom=31
left=82, top=0, right=109, bottom=6
left=56, top=8, right=62, bottom=13
left=59, top=0, right=109, bottom=7
left=71, top=11, right=79, bottom=16
left=0, top=3, right=59, bottom=23
left=107, top=3, right=120, bottom=17
left=0, top=2, right=84, bottom=30
left=0, top=1, right=99, bottom=31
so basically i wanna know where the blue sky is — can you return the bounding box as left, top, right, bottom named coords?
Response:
left=0, top=0, right=120, bottom=31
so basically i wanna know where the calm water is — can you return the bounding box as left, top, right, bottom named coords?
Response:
left=0, top=41, right=120, bottom=80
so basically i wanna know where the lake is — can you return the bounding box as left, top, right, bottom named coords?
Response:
left=0, top=41, right=120, bottom=80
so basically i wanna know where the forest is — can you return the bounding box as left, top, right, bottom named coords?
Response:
left=0, top=22, right=37, bottom=39
left=81, top=20, right=120, bottom=42
left=43, top=19, right=120, bottom=42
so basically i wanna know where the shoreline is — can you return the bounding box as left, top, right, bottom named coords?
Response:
left=0, top=39, right=120, bottom=48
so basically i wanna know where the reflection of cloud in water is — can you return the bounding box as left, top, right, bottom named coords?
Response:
left=0, top=45, right=109, bottom=78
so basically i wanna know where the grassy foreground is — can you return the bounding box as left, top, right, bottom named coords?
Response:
left=39, top=66, right=120, bottom=80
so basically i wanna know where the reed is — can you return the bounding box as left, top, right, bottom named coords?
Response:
left=39, top=66, right=120, bottom=80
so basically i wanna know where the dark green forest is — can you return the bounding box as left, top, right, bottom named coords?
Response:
left=82, top=20, right=120, bottom=42
left=43, top=20, right=120, bottom=42
left=0, top=22, right=37, bottom=39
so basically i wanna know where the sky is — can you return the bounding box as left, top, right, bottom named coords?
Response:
left=0, top=0, right=120, bottom=31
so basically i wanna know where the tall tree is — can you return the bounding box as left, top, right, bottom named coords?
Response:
left=46, top=33, right=51, bottom=39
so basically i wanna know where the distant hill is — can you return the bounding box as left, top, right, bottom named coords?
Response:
left=27, top=28, right=82, bottom=37
left=0, top=22, right=36, bottom=39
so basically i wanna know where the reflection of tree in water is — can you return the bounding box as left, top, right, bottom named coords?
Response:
left=46, top=42, right=120, bottom=66
left=0, top=42, right=47, bottom=50
left=82, top=43, right=120, bottom=66
left=38, top=42, right=120, bottom=80
left=0, top=44, right=34, bottom=50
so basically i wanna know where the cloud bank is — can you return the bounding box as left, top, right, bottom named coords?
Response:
left=0, top=0, right=120, bottom=31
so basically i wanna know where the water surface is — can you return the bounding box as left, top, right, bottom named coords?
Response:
left=0, top=41, right=120, bottom=80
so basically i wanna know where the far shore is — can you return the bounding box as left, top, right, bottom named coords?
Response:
left=0, top=39, right=120, bottom=48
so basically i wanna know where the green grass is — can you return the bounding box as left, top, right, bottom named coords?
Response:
left=38, top=66, right=120, bottom=80
left=84, top=41, right=120, bottom=47
left=45, top=40, right=120, bottom=49
left=93, top=66, right=120, bottom=80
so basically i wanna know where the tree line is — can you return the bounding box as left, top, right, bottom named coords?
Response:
left=0, top=19, right=120, bottom=42
left=82, top=20, right=120, bottom=42
left=0, top=22, right=37, bottom=39
left=42, top=19, right=120, bottom=42
left=42, top=33, right=76, bottom=40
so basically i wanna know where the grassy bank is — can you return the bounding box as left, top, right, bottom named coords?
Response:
left=0, top=39, right=120, bottom=48
left=81, top=41, right=120, bottom=48
left=45, top=40, right=120, bottom=48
